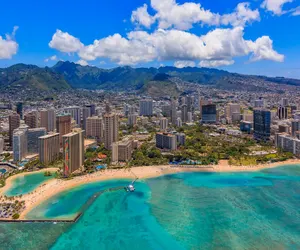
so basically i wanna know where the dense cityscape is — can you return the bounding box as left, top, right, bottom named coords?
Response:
left=1, top=0, right=300, bottom=249
left=0, top=82, right=299, bottom=221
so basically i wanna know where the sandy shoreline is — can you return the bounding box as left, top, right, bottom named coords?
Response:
left=0, top=168, right=59, bottom=196
left=0, top=159, right=299, bottom=220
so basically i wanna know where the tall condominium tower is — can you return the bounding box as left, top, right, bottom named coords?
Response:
left=40, top=108, right=56, bottom=132
left=82, top=107, right=91, bottom=130
left=13, top=125, right=28, bottom=162
left=225, top=104, right=241, bottom=123
left=38, top=133, right=60, bottom=166
left=181, top=104, right=188, bottom=123
left=86, top=116, right=103, bottom=141
left=111, top=139, right=133, bottom=162
left=27, top=128, right=46, bottom=154
left=24, top=112, right=38, bottom=128
left=253, top=109, right=271, bottom=141
left=16, top=102, right=23, bottom=119
left=139, top=100, right=153, bottom=116
left=156, top=132, right=177, bottom=151
left=56, top=114, right=72, bottom=146
left=64, top=107, right=81, bottom=126
left=201, top=104, right=217, bottom=124
left=0, top=135, right=4, bottom=154
left=291, top=120, right=300, bottom=137
left=186, top=96, right=194, bottom=113
left=9, top=113, right=20, bottom=146
left=277, top=106, right=288, bottom=120
left=63, top=129, right=84, bottom=177
left=170, top=99, right=178, bottom=124
left=127, top=114, right=138, bottom=126
left=86, top=104, right=96, bottom=116
left=160, top=117, right=168, bottom=131
left=103, top=107, right=119, bottom=150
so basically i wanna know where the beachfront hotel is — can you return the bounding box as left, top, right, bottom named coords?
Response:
left=103, top=105, right=119, bottom=150
left=111, top=139, right=134, bottom=162
left=62, top=129, right=85, bottom=176
left=27, top=128, right=46, bottom=154
left=86, top=116, right=103, bottom=142
left=56, top=113, right=72, bottom=146
left=156, top=132, right=177, bottom=151
left=13, top=126, right=28, bottom=162
left=38, top=133, right=60, bottom=165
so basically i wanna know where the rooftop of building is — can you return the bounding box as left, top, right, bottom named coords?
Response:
left=156, top=132, right=176, bottom=137
left=38, top=133, right=60, bottom=139
left=57, top=113, right=71, bottom=117
left=63, top=129, right=85, bottom=137
left=87, top=116, right=102, bottom=120
left=28, top=127, right=47, bottom=132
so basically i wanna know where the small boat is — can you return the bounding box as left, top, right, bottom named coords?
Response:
left=124, top=176, right=138, bottom=192
left=125, top=184, right=135, bottom=192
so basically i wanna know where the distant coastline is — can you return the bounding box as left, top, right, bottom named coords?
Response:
left=0, top=159, right=299, bottom=221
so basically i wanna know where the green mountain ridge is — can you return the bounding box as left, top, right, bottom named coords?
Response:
left=1, top=61, right=300, bottom=97
left=0, top=63, right=70, bottom=91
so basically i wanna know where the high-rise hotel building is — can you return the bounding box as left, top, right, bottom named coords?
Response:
left=86, top=116, right=103, bottom=142
left=111, top=139, right=133, bottom=162
left=254, top=109, right=271, bottom=141
left=13, top=125, right=28, bottom=162
left=40, top=108, right=56, bottom=132
left=9, top=113, right=20, bottom=146
left=24, top=112, right=38, bottom=128
left=64, top=106, right=81, bottom=126
left=27, top=128, right=46, bottom=154
left=62, top=129, right=85, bottom=177
left=103, top=107, right=119, bottom=150
left=38, top=133, right=60, bottom=165
left=139, top=100, right=153, bottom=116
left=82, top=107, right=91, bottom=130
left=0, top=135, right=4, bottom=154
left=56, top=114, right=72, bottom=146
left=156, top=132, right=177, bottom=151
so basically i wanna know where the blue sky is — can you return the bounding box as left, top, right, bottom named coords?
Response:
left=0, top=0, right=300, bottom=78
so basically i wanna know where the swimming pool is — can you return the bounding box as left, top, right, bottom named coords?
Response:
left=0, top=168, right=6, bottom=174
left=96, top=165, right=107, bottom=170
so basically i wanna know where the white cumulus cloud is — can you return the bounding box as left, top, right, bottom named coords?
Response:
left=291, top=6, right=300, bottom=15
left=49, top=29, right=83, bottom=53
left=221, top=3, right=260, bottom=27
left=44, top=55, right=59, bottom=62
left=0, top=26, right=19, bottom=59
left=131, top=4, right=156, bottom=28
left=49, top=1, right=284, bottom=68
left=247, top=36, right=284, bottom=62
left=174, top=61, right=196, bottom=68
left=131, top=0, right=260, bottom=30
left=261, top=0, right=293, bottom=15
left=199, top=59, right=235, bottom=67
left=76, top=59, right=88, bottom=66
left=60, top=26, right=283, bottom=66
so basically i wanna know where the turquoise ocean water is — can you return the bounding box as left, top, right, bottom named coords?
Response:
left=0, top=165, right=299, bottom=249
left=4, top=171, right=55, bottom=197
